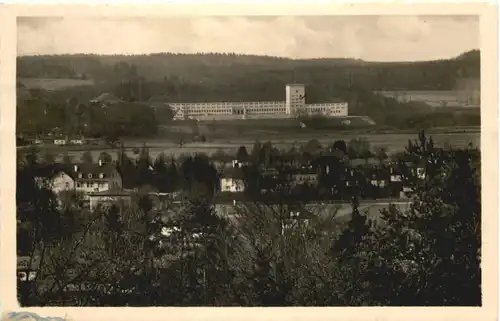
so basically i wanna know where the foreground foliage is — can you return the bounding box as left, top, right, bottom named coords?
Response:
left=17, top=132, right=481, bottom=306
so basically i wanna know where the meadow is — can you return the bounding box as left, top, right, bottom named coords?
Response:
left=19, top=78, right=95, bottom=91
left=39, top=131, right=480, bottom=163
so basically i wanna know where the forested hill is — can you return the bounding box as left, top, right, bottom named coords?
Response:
left=17, top=50, right=479, bottom=91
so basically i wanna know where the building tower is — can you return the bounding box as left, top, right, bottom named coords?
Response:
left=285, top=84, right=306, bottom=117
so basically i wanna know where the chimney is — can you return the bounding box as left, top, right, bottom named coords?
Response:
left=74, top=165, right=78, bottom=172
left=99, top=159, right=103, bottom=167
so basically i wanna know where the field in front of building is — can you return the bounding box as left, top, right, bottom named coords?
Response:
left=194, top=115, right=376, bottom=132
left=19, top=78, right=95, bottom=91
left=33, top=131, right=480, bottom=163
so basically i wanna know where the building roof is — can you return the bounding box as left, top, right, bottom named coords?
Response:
left=148, top=95, right=171, bottom=103
left=221, top=167, right=245, bottom=179
left=349, top=158, right=382, bottom=167
left=307, top=98, right=346, bottom=104
left=288, top=168, right=318, bottom=176
left=67, top=162, right=120, bottom=181
left=88, top=188, right=135, bottom=197
left=30, top=163, right=71, bottom=180
left=90, top=93, right=123, bottom=104
left=50, top=135, right=86, bottom=141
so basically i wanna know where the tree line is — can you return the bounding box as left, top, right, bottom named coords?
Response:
left=16, top=89, right=159, bottom=139
left=17, top=132, right=481, bottom=306
left=18, top=50, right=479, bottom=91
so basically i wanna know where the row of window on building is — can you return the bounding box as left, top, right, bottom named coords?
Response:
left=173, top=104, right=347, bottom=117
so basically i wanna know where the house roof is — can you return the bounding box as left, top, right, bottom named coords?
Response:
left=289, top=169, right=317, bottom=176
left=67, top=162, right=120, bottom=180
left=90, top=93, right=123, bottom=104
left=88, top=188, right=135, bottom=197
left=148, top=95, right=171, bottom=103
left=350, top=158, right=384, bottom=167
left=221, top=167, right=244, bottom=179
left=30, top=163, right=71, bottom=180
left=51, top=136, right=85, bottom=141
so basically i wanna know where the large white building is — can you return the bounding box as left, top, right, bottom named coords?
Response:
left=169, top=84, right=348, bottom=121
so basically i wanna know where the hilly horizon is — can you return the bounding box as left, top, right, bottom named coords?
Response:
left=17, top=49, right=480, bottom=97
left=18, top=49, right=479, bottom=65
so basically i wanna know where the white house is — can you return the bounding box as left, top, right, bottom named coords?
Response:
left=54, top=138, right=68, bottom=145
left=50, top=171, right=76, bottom=194
left=73, top=161, right=122, bottom=194
left=289, top=171, right=318, bottom=186
left=390, top=175, right=402, bottom=182
left=220, top=168, right=245, bottom=193
left=220, top=177, right=245, bottom=193
left=69, top=137, right=85, bottom=145
left=36, top=161, right=122, bottom=197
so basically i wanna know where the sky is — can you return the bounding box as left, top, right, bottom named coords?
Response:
left=17, top=15, right=479, bottom=62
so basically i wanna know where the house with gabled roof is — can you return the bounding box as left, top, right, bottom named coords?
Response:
left=32, top=163, right=76, bottom=195
left=89, top=93, right=123, bottom=107
left=72, top=160, right=122, bottom=194
left=220, top=167, right=245, bottom=193
left=35, top=160, right=123, bottom=197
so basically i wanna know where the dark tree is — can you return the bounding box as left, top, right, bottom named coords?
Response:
left=236, top=146, right=249, bottom=163
left=117, top=145, right=136, bottom=188
left=62, top=153, right=73, bottom=165
left=302, top=139, right=323, bottom=155
left=81, top=151, right=94, bottom=164
left=336, top=131, right=482, bottom=306
left=136, top=143, right=153, bottom=187
left=332, top=140, right=347, bottom=154
left=250, top=140, right=262, bottom=165
left=166, top=160, right=180, bottom=192
left=98, top=152, right=113, bottom=165
left=153, top=153, right=169, bottom=192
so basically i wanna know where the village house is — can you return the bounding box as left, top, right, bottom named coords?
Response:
left=89, top=92, right=124, bottom=108
left=50, top=170, right=76, bottom=194
left=220, top=168, right=246, bottom=193
left=367, top=166, right=390, bottom=188
left=211, top=155, right=235, bottom=172
left=69, top=136, right=86, bottom=145
left=343, top=167, right=358, bottom=188
left=288, top=168, right=319, bottom=187
left=53, top=136, right=68, bottom=145
left=73, top=160, right=123, bottom=194
left=37, top=160, right=123, bottom=198
left=387, top=164, right=404, bottom=198
left=51, top=135, right=86, bottom=146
